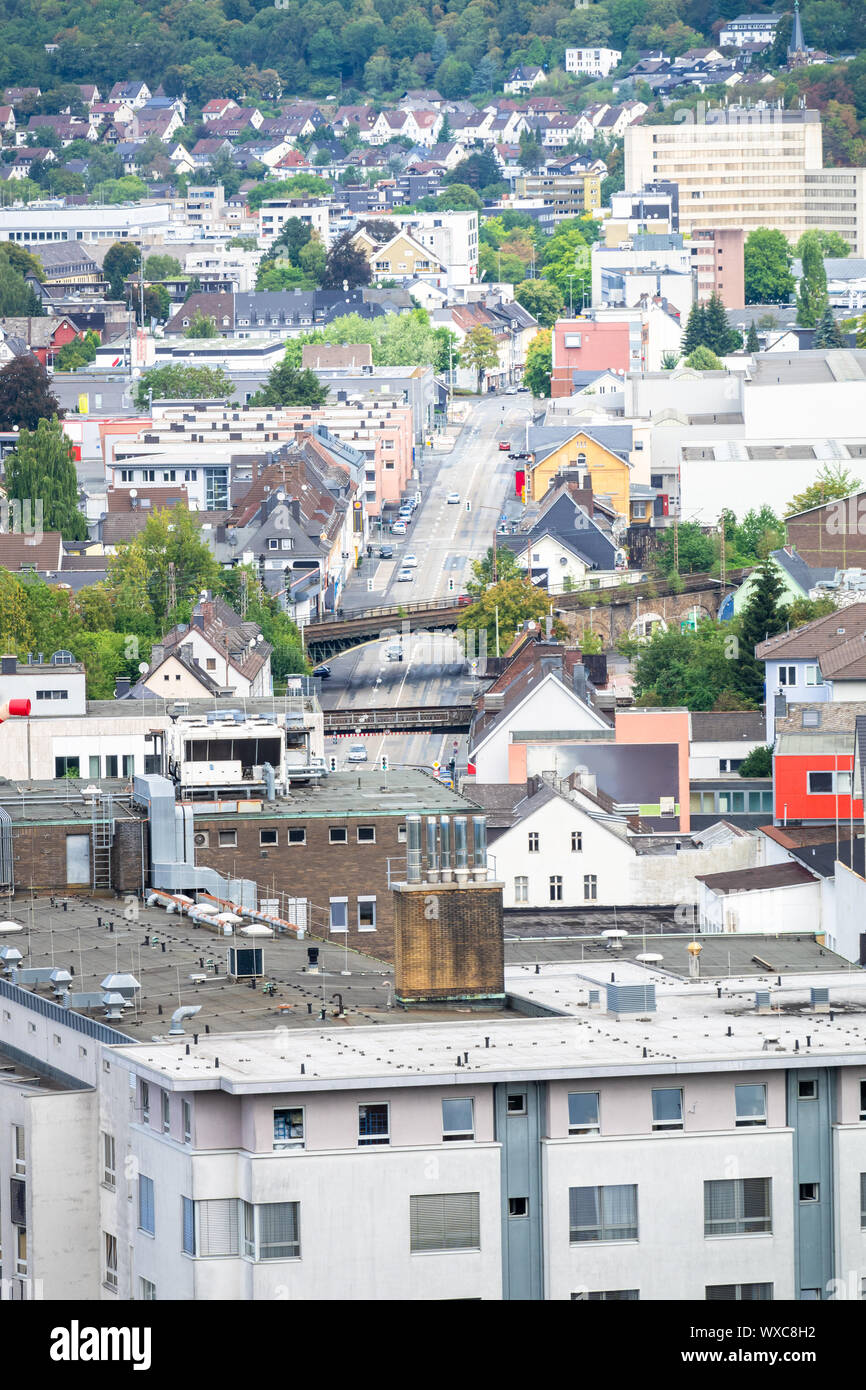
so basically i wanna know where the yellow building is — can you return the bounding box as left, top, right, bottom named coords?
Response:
left=528, top=426, right=632, bottom=517
left=514, top=173, right=601, bottom=218
left=351, top=227, right=445, bottom=282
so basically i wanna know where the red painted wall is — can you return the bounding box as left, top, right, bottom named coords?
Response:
left=551, top=319, right=630, bottom=398
left=774, top=752, right=864, bottom=824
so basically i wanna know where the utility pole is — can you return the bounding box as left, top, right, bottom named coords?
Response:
left=719, top=511, right=726, bottom=590
left=167, top=561, right=177, bottom=615
left=495, top=605, right=500, bottom=658
left=673, top=516, right=679, bottom=574
left=492, top=525, right=498, bottom=584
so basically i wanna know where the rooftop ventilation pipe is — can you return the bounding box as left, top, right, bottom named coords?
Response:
left=425, top=816, right=440, bottom=882
left=453, top=816, right=469, bottom=883
left=439, top=816, right=452, bottom=881
left=472, top=816, right=487, bottom=881
left=406, top=815, right=422, bottom=883
left=169, top=1005, right=202, bottom=1036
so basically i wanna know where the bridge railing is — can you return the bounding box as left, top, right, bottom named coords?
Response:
left=307, top=598, right=463, bottom=628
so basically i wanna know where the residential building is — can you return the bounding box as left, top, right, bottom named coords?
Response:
left=525, top=423, right=635, bottom=514
left=514, top=173, right=602, bottom=221
left=504, top=66, right=547, bottom=95
left=551, top=318, right=632, bottom=396
left=0, top=652, right=86, bottom=717
left=565, top=47, right=622, bottom=77
left=770, top=702, right=865, bottom=828
left=756, top=607, right=866, bottom=743
left=719, top=13, right=786, bottom=47
left=689, top=227, right=745, bottom=308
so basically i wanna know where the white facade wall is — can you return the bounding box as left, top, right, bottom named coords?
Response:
left=689, top=738, right=764, bottom=778
left=698, top=879, right=822, bottom=934
left=471, top=674, right=608, bottom=783
left=833, top=860, right=866, bottom=964
left=0, top=669, right=86, bottom=717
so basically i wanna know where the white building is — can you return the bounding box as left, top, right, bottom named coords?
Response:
left=469, top=669, right=609, bottom=783
left=0, top=653, right=86, bottom=718
left=0, top=203, right=171, bottom=246
left=565, top=48, right=622, bottom=78
left=719, top=13, right=784, bottom=46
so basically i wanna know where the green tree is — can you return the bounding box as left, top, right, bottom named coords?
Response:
left=0, top=355, right=63, bottom=430
left=0, top=570, right=34, bottom=653
left=133, top=364, right=234, bottom=409
left=184, top=310, right=220, bottom=339
left=702, top=292, right=742, bottom=355
left=684, top=346, right=724, bottom=371
left=53, top=330, right=100, bottom=371
left=108, top=506, right=222, bottom=629
left=144, top=253, right=182, bottom=280
left=322, top=230, right=371, bottom=290
left=0, top=257, right=44, bottom=317
left=796, top=232, right=829, bottom=328
left=4, top=418, right=88, bottom=542
left=220, top=564, right=308, bottom=681
left=458, top=575, right=566, bottom=657
left=744, top=228, right=795, bottom=305
left=248, top=358, right=328, bottom=408
left=812, top=304, right=845, bottom=349
left=466, top=545, right=521, bottom=597
left=524, top=329, right=552, bottom=397
left=734, top=506, right=785, bottom=561
left=632, top=621, right=750, bottom=711
left=435, top=183, right=482, bottom=212
left=785, top=464, right=863, bottom=517
left=654, top=521, right=714, bottom=576
left=682, top=303, right=707, bottom=356
left=795, top=230, right=850, bottom=260
left=462, top=324, right=499, bottom=393
left=781, top=596, right=837, bottom=626
left=443, top=149, right=502, bottom=193
left=737, top=746, right=773, bottom=778
left=0, top=243, right=44, bottom=280
left=514, top=279, right=564, bottom=328
left=734, top=556, right=786, bottom=703
left=103, top=241, right=141, bottom=300
left=746, top=322, right=760, bottom=352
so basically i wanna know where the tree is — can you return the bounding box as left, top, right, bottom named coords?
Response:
left=133, top=364, right=233, bottom=409
left=654, top=521, right=714, bottom=577
left=734, top=556, right=786, bottom=704
left=681, top=302, right=706, bottom=356
left=108, top=506, right=222, bottom=629
left=0, top=243, right=44, bottom=280
left=443, top=149, right=502, bottom=193
left=321, top=231, right=371, bottom=290
left=4, top=418, right=88, bottom=542
left=702, top=292, right=742, bottom=356
left=144, top=253, right=182, bottom=280
left=782, top=596, right=837, bottom=626
left=435, top=57, right=473, bottom=100
left=462, top=325, right=499, bottom=393
left=524, top=329, right=552, bottom=397
left=813, top=305, right=846, bottom=349
left=0, top=356, right=63, bottom=430
left=220, top=565, right=308, bottom=681
left=435, top=184, right=482, bottom=212
left=737, top=746, right=773, bottom=778
left=684, top=346, right=725, bottom=371
left=744, top=228, right=795, bottom=305
left=431, top=327, right=461, bottom=375
left=103, top=241, right=141, bottom=300
left=466, top=546, right=521, bottom=597
left=184, top=311, right=220, bottom=339
left=457, top=575, right=566, bottom=656
left=785, top=464, right=863, bottom=517
left=746, top=322, right=760, bottom=353
left=796, top=232, right=829, bottom=328
left=734, top=506, right=785, bottom=561
left=0, top=257, right=44, bottom=317
left=515, top=280, right=564, bottom=328
left=631, top=621, right=751, bottom=711
left=795, top=230, right=849, bottom=260
left=248, top=359, right=328, bottom=408
left=54, top=329, right=100, bottom=371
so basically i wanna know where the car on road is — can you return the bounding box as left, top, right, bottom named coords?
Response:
left=347, top=744, right=368, bottom=763
left=391, top=520, right=407, bottom=534
left=312, top=664, right=331, bottom=678
left=378, top=545, right=394, bottom=559
left=385, top=642, right=404, bottom=661
left=446, top=491, right=460, bottom=504
left=499, top=440, right=511, bottom=451
left=505, top=385, right=518, bottom=395
left=395, top=567, right=414, bottom=582
left=401, top=554, right=418, bottom=567
left=457, top=594, right=472, bottom=607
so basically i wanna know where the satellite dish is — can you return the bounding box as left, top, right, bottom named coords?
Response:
left=132, top=367, right=141, bottom=379
left=129, top=488, right=138, bottom=499
left=138, top=662, right=148, bottom=673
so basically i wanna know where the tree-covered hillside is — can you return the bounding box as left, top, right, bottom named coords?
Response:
left=1, top=0, right=864, bottom=104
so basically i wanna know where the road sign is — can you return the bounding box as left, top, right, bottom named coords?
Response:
left=471, top=660, right=478, bottom=672
left=432, top=761, right=440, bottom=770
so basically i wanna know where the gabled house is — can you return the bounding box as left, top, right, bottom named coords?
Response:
left=755, top=604, right=866, bottom=743
left=108, top=81, right=151, bottom=108
left=0, top=106, right=15, bottom=135
left=151, top=594, right=273, bottom=698
left=202, top=99, right=240, bottom=123
left=504, top=482, right=620, bottom=588
left=526, top=423, right=634, bottom=514
left=353, top=226, right=446, bottom=284
left=504, top=65, right=547, bottom=95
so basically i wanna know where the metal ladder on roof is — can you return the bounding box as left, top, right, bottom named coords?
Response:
left=91, top=793, right=115, bottom=892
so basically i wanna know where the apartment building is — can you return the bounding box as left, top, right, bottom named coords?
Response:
left=625, top=110, right=866, bottom=255
left=0, top=203, right=171, bottom=245
left=688, top=227, right=745, bottom=307
left=514, top=173, right=602, bottom=221
left=565, top=47, right=622, bottom=77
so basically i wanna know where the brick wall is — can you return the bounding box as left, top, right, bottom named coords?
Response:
left=393, top=881, right=504, bottom=1004
left=10, top=818, right=146, bottom=894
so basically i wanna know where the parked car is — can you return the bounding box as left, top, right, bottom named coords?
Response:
left=391, top=520, right=407, bottom=534
left=378, top=545, right=394, bottom=559
left=313, top=664, right=331, bottom=678
left=446, top=491, right=460, bottom=504
left=347, top=744, right=368, bottom=763
left=498, top=440, right=511, bottom=451
left=395, top=567, right=414, bottom=582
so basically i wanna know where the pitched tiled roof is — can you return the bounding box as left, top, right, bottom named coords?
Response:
left=755, top=604, right=866, bottom=661
left=0, top=531, right=63, bottom=569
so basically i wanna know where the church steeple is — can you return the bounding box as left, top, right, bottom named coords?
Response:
left=787, top=0, right=807, bottom=65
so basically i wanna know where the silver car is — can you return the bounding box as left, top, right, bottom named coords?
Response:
left=347, top=744, right=368, bottom=763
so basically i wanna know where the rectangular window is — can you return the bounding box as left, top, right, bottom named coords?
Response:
left=288, top=828, right=306, bottom=845
left=410, top=1193, right=480, bottom=1252
left=358, top=897, right=376, bottom=931
left=735, top=1084, right=767, bottom=1127
left=778, top=666, right=796, bottom=686
left=359, top=1103, right=389, bottom=1146
left=13, top=1125, right=25, bottom=1176
left=800, top=1183, right=819, bottom=1203
left=652, top=1087, right=683, bottom=1131
left=138, top=1175, right=155, bottom=1236
left=514, top=876, right=529, bottom=902
left=572, top=1289, right=639, bottom=1301
left=528, top=832, right=539, bottom=853
left=507, top=1093, right=526, bottom=1116
left=804, top=665, right=824, bottom=687
left=182, top=1101, right=191, bottom=1145
left=808, top=772, right=833, bottom=795
left=218, top=829, right=237, bottom=847
left=182, top=1197, right=195, bottom=1255
left=122, top=754, right=134, bottom=776
left=357, top=826, right=376, bottom=843
left=274, top=1108, right=304, bottom=1150
left=860, top=1079, right=866, bottom=1120
left=329, top=827, right=347, bottom=844
left=704, top=1178, right=772, bottom=1236
left=104, top=1233, right=118, bottom=1291
left=509, top=1197, right=528, bottom=1217
left=258, top=1202, right=300, bottom=1260
left=569, top=1185, right=638, bottom=1242
left=102, top=1132, right=116, bottom=1187
left=55, top=756, right=80, bottom=778
left=89, top=755, right=101, bottom=778
left=16, top=1227, right=27, bottom=1277
left=584, top=874, right=597, bottom=900
left=706, top=1284, right=773, bottom=1301
left=197, top=1199, right=239, bottom=1257
left=442, top=1098, right=474, bottom=1141
left=329, top=898, right=348, bottom=932
left=798, top=1079, right=817, bottom=1100
left=571, top=831, right=583, bottom=852
left=162, top=1091, right=170, bottom=1134
left=105, top=755, right=118, bottom=778
left=259, top=829, right=278, bottom=846
left=140, top=1081, right=150, bottom=1124
left=139, top=1278, right=156, bottom=1300
left=549, top=875, right=563, bottom=901
left=568, top=1092, right=600, bottom=1135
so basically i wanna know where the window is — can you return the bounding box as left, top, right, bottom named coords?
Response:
left=509, top=1197, right=528, bottom=1217
left=15, top=1227, right=27, bottom=1277
left=568, top=1092, right=600, bottom=1135
left=329, top=898, right=348, bottom=932
left=122, top=754, right=134, bottom=776
left=140, top=1081, right=150, bottom=1123
left=569, top=1185, right=638, bottom=1243
left=549, top=875, right=563, bottom=902
left=735, top=1084, right=767, bottom=1127
left=287, top=828, right=306, bottom=845
left=102, top=1132, right=116, bottom=1188
left=138, top=1175, right=155, bottom=1236
left=798, top=1079, right=817, bottom=1100
left=182, top=1101, right=191, bottom=1145
left=139, top=1278, right=156, bottom=1300
left=860, top=1079, right=866, bottom=1120
left=571, top=831, right=582, bottom=852
left=357, top=826, right=376, bottom=843
left=707, top=1284, right=773, bottom=1301
left=259, top=829, right=278, bottom=846
left=805, top=665, right=824, bottom=687
left=182, top=1197, right=195, bottom=1255
left=572, top=1289, right=639, bottom=1301
left=13, top=1126, right=25, bottom=1176
left=442, top=1098, right=474, bottom=1141
left=507, top=1094, right=526, bottom=1116
left=358, top=897, right=376, bottom=931
left=268, top=538, right=279, bottom=550
left=258, top=1202, right=301, bottom=1260
left=104, top=754, right=118, bottom=778
left=162, top=1091, right=170, bottom=1133
left=514, top=876, right=529, bottom=903
left=359, top=1103, right=389, bottom=1146
left=329, top=826, right=347, bottom=844
left=89, top=755, right=101, bottom=777
left=54, top=756, right=80, bottom=778
left=274, top=1108, right=305, bottom=1150
left=104, top=1233, right=118, bottom=1291
left=410, top=1193, right=480, bottom=1252
left=197, top=1199, right=239, bottom=1257
left=808, top=772, right=833, bottom=795
left=528, top=832, right=539, bottom=853
left=799, top=1183, right=819, bottom=1203
left=218, top=829, right=237, bottom=848
left=584, top=874, right=597, bottom=901
left=652, top=1087, right=683, bottom=1131
left=861, top=1174, right=866, bottom=1227
left=704, top=1178, right=771, bottom=1236
left=778, top=666, right=796, bottom=686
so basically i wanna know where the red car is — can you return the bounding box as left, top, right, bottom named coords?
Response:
left=498, top=440, right=512, bottom=451
left=457, top=593, right=472, bottom=607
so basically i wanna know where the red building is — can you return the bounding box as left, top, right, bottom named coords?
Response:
left=774, top=736, right=863, bottom=826
left=550, top=317, right=630, bottom=397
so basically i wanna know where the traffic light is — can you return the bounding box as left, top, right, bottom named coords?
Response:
left=328, top=755, right=337, bottom=772
left=448, top=578, right=454, bottom=592
left=367, top=578, right=374, bottom=592
left=449, top=756, right=456, bottom=781
left=465, top=501, right=471, bottom=512
left=381, top=754, right=389, bottom=772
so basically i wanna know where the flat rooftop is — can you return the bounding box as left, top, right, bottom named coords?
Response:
left=188, top=769, right=480, bottom=819
left=0, top=784, right=144, bottom=825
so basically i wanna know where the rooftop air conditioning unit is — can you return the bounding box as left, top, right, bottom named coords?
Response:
left=194, top=831, right=210, bottom=848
